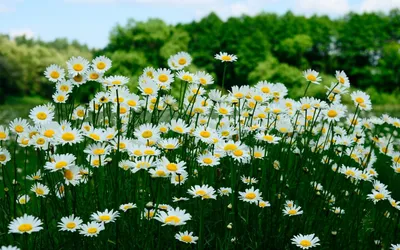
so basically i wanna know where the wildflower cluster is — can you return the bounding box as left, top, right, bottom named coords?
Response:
left=0, top=51, right=399, bottom=249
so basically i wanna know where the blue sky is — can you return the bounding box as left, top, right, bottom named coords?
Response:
left=1, top=0, right=399, bottom=48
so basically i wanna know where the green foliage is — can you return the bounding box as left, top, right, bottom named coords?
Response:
left=2, top=9, right=400, bottom=105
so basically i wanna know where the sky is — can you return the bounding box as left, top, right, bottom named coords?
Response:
left=1, top=0, right=400, bottom=48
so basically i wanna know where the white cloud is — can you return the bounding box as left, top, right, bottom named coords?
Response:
left=294, top=0, right=351, bottom=16
left=360, top=0, right=400, bottom=12
left=65, top=0, right=217, bottom=4
left=9, top=29, right=35, bottom=39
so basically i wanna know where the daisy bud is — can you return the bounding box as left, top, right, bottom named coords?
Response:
left=331, top=231, right=337, bottom=235
left=145, top=202, right=154, bottom=209
left=227, top=204, right=232, bottom=209
left=227, top=223, right=232, bottom=229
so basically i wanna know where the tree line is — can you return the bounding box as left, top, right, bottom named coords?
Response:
left=1, top=10, right=400, bottom=104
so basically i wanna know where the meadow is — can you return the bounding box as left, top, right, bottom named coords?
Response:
left=0, top=51, right=399, bottom=250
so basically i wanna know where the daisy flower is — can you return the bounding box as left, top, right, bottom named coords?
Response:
left=188, top=185, right=217, bottom=200
left=155, top=207, right=191, bottom=226
left=175, top=231, right=198, bottom=244
left=215, top=52, right=238, bottom=62
left=58, top=215, right=83, bottom=232
left=154, top=68, right=174, bottom=88
left=91, top=209, right=120, bottom=224
left=350, top=90, right=372, bottom=111
left=92, top=55, right=112, bottom=73
left=44, top=153, right=76, bottom=172
left=291, top=233, right=320, bottom=249
left=158, top=156, right=186, bottom=174
left=171, top=171, right=188, bottom=185
left=67, top=56, right=90, bottom=76
left=56, top=128, right=83, bottom=145
left=9, top=118, right=29, bottom=134
left=158, top=138, right=180, bottom=150
left=391, top=244, right=400, bottom=250
left=119, top=203, right=137, bottom=212
left=255, top=133, right=281, bottom=144
left=84, top=143, right=111, bottom=156
left=17, top=194, right=30, bottom=205
left=258, top=200, right=271, bottom=208
left=35, top=111, right=51, bottom=127
left=0, top=147, right=11, bottom=165
left=218, top=187, right=232, bottom=196
left=30, top=183, right=49, bottom=197
left=134, top=123, right=160, bottom=142
left=8, top=214, right=43, bottom=234
left=197, top=153, right=220, bottom=167
left=239, top=187, right=262, bottom=204
left=44, top=64, right=65, bottom=82
left=0, top=125, right=9, bottom=141
left=174, top=51, right=192, bottom=68
left=106, top=75, right=130, bottom=86
left=196, top=71, right=214, bottom=86
left=27, top=170, right=42, bottom=181
left=63, top=165, right=82, bottom=186
left=335, top=70, right=350, bottom=86
left=52, top=92, right=69, bottom=104
left=283, top=204, right=303, bottom=216
left=176, top=70, right=197, bottom=83
left=367, top=189, right=391, bottom=204
left=79, top=222, right=105, bottom=237
left=170, top=119, right=190, bottom=134
left=1, top=246, right=20, bottom=250
left=86, top=69, right=103, bottom=82
left=303, top=69, right=322, bottom=85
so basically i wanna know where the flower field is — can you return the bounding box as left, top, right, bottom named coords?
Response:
left=0, top=52, right=399, bottom=249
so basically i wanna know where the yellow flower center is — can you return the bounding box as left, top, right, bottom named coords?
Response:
left=142, top=130, right=153, bottom=138
left=87, top=227, right=97, bottom=234
left=288, top=209, right=297, bottom=215
left=127, top=100, right=137, bottom=107
left=261, top=87, right=270, bottom=93
left=146, top=71, right=153, bottom=78
left=221, top=55, right=232, bottom=61
left=233, top=149, right=243, bottom=157
left=219, top=107, right=228, bottom=115
left=165, top=215, right=180, bottom=224
left=50, top=71, right=60, bottom=79
left=181, top=235, right=192, bottom=243
left=306, top=74, right=316, bottom=81
left=196, top=190, right=206, bottom=196
left=56, top=161, right=68, bottom=169
left=253, top=95, right=263, bottom=102
left=93, top=148, right=105, bottom=155
left=18, top=223, right=33, bottom=232
left=178, top=58, right=186, bottom=65
left=56, top=95, right=65, bottom=102
left=112, top=80, right=121, bottom=85
left=199, top=78, right=207, bottom=85
left=66, top=222, right=76, bottom=229
left=200, top=131, right=211, bottom=138
left=175, top=175, right=184, bottom=182
left=97, top=62, right=106, bottom=70
left=263, top=135, right=273, bottom=142
left=43, top=129, right=56, bottom=138
left=36, top=112, right=47, bottom=120
left=36, top=138, right=45, bottom=145
left=99, top=215, right=111, bottom=221
left=254, top=152, right=262, bottom=158
left=345, top=170, right=355, bottom=176
left=301, top=103, right=311, bottom=110
left=166, top=163, right=178, bottom=171
left=355, top=97, right=364, bottom=104
left=375, top=193, right=384, bottom=200
left=64, top=170, right=74, bottom=180
left=90, top=73, right=99, bottom=80
left=0, top=132, right=6, bottom=139
left=0, top=154, right=6, bottom=161
left=36, top=188, right=44, bottom=195
left=203, top=158, right=213, bottom=164
left=144, top=149, right=155, bottom=155
left=224, top=143, right=237, bottom=151
left=174, top=126, right=184, bottom=133
left=155, top=170, right=166, bottom=176
left=62, top=132, right=75, bottom=141
left=300, top=239, right=312, bottom=247
left=15, top=125, right=24, bottom=133
left=77, top=110, right=85, bottom=117
left=245, top=192, right=256, bottom=199
left=327, top=110, right=338, bottom=118
left=158, top=74, right=168, bottom=83
left=73, top=63, right=83, bottom=71
left=60, top=85, right=69, bottom=92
